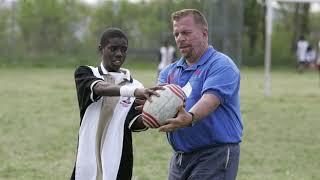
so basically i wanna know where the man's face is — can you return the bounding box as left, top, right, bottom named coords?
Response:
left=101, top=37, right=128, bottom=72
left=173, top=15, right=207, bottom=62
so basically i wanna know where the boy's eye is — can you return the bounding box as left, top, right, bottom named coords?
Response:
left=108, top=46, right=127, bottom=53
left=109, top=46, right=117, bottom=52
left=120, top=47, right=128, bottom=53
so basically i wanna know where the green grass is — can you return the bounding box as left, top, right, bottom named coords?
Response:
left=0, top=66, right=319, bottom=180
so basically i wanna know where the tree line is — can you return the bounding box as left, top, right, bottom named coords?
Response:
left=0, top=0, right=318, bottom=67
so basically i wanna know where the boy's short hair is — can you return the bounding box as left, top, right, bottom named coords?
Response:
left=99, top=27, right=128, bottom=50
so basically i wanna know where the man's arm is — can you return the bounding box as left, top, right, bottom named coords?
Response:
left=188, top=93, right=220, bottom=123
left=159, top=93, right=220, bottom=132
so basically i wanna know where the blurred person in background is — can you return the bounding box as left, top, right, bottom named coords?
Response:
left=70, top=27, right=162, bottom=180
left=157, top=9, right=243, bottom=180
left=296, top=35, right=309, bottom=72
left=157, top=39, right=176, bottom=79
left=317, top=40, right=320, bottom=68
left=305, top=45, right=317, bottom=69
left=317, top=40, right=320, bottom=86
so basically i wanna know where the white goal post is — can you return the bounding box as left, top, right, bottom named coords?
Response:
left=264, top=0, right=320, bottom=96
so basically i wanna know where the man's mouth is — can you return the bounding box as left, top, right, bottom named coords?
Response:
left=179, top=45, right=189, bottom=50
left=179, top=46, right=189, bottom=53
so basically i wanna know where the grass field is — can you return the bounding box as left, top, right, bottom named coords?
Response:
left=0, top=66, right=319, bottom=180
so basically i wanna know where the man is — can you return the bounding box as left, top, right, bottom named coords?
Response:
left=158, top=9, right=243, bottom=180
left=70, top=27, right=161, bottom=180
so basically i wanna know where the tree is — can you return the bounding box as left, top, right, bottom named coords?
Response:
left=0, top=4, right=11, bottom=55
left=278, top=2, right=310, bottom=52
left=16, top=0, right=85, bottom=53
left=244, top=0, right=265, bottom=53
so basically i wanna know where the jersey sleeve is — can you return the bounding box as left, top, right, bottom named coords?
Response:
left=202, top=66, right=240, bottom=104
left=74, top=66, right=104, bottom=114
left=158, top=65, right=171, bottom=84
left=126, top=100, right=148, bottom=132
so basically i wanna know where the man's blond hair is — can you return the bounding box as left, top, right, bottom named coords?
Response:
left=171, top=9, right=208, bottom=29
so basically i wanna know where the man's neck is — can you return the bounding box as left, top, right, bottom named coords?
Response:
left=186, top=45, right=209, bottom=66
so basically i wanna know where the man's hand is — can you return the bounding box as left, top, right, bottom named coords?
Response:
left=134, top=86, right=165, bottom=102
left=158, top=106, right=193, bottom=132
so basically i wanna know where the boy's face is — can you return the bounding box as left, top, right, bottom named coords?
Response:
left=101, top=37, right=128, bottom=72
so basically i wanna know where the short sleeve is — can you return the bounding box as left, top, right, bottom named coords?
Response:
left=202, top=66, right=240, bottom=104
left=126, top=101, right=148, bottom=132
left=74, top=66, right=104, bottom=114
left=158, top=65, right=170, bottom=84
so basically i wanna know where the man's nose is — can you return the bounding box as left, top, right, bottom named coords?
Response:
left=176, top=34, right=185, bottom=42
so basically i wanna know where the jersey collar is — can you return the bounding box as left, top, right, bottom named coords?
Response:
left=176, top=46, right=216, bottom=70
left=99, top=62, right=133, bottom=83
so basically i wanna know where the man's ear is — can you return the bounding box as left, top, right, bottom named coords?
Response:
left=203, top=27, right=208, bottom=38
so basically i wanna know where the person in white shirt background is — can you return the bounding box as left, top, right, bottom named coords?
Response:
left=305, top=45, right=317, bottom=68
left=317, top=40, right=320, bottom=67
left=296, top=35, right=309, bottom=72
left=157, top=39, right=176, bottom=79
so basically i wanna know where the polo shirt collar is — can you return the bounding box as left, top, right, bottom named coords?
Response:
left=99, top=62, right=132, bottom=82
left=176, top=46, right=216, bottom=70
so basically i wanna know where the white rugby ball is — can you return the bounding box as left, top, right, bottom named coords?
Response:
left=142, top=84, right=186, bottom=128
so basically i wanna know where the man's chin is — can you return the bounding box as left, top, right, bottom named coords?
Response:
left=181, top=54, right=190, bottom=59
left=180, top=50, right=190, bottom=58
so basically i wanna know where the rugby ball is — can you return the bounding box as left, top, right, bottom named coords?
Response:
left=142, top=84, right=186, bottom=128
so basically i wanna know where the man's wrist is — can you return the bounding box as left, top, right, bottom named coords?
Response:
left=188, top=112, right=196, bottom=126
